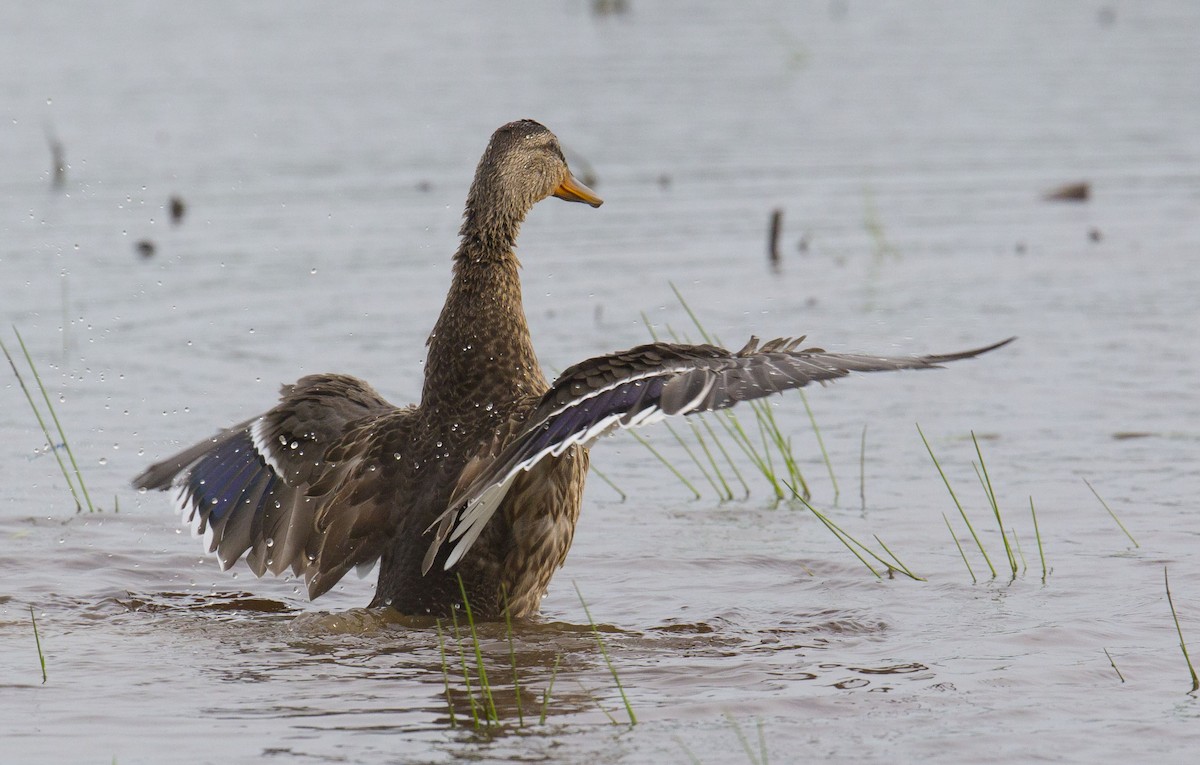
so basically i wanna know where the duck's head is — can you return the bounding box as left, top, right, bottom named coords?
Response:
left=465, top=120, right=603, bottom=229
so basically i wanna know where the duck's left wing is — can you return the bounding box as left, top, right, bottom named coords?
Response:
left=134, top=373, right=412, bottom=599
left=426, top=336, right=1013, bottom=571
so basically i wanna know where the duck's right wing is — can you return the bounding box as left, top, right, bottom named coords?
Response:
left=425, top=336, right=1014, bottom=571
left=133, top=373, right=413, bottom=599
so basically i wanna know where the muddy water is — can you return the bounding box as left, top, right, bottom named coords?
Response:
left=3, top=1, right=1199, bottom=762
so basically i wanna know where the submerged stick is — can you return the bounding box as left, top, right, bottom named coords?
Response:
left=1103, top=648, right=1125, bottom=683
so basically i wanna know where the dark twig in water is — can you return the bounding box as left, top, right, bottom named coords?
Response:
left=767, top=208, right=783, bottom=273
left=1103, top=648, right=1125, bottom=683
left=45, top=126, right=66, bottom=189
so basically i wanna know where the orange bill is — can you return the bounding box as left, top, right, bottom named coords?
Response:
left=552, top=172, right=603, bottom=207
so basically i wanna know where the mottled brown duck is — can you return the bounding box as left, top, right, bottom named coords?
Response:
left=133, top=119, right=1012, bottom=619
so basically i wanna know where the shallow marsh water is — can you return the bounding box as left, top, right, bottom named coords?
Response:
left=2, top=1, right=1200, bottom=762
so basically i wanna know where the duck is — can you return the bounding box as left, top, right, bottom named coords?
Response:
left=133, top=119, right=1012, bottom=619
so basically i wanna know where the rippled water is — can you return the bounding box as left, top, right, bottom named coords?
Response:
left=3, top=1, right=1199, bottom=762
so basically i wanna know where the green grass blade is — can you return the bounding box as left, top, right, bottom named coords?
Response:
left=1164, top=567, right=1200, bottom=694
left=1083, top=478, right=1139, bottom=548
left=859, top=424, right=868, bottom=512
left=1, top=335, right=82, bottom=512
left=589, top=464, right=626, bottom=502
left=456, top=575, right=498, bottom=725
left=942, top=512, right=977, bottom=584
left=449, top=605, right=481, bottom=728
left=668, top=281, right=714, bottom=344
left=873, top=534, right=924, bottom=581
left=14, top=328, right=95, bottom=513
left=687, top=419, right=733, bottom=500
left=725, top=713, right=763, bottom=765
left=574, top=582, right=636, bottom=725
left=434, top=619, right=458, bottom=728
left=972, top=432, right=1015, bottom=576
left=502, top=588, right=524, bottom=727
left=799, top=390, right=838, bottom=502
left=715, top=410, right=783, bottom=498
left=1029, top=496, right=1047, bottom=582
left=577, top=680, right=618, bottom=724
left=673, top=736, right=704, bottom=765
left=30, top=606, right=47, bottom=684
left=917, top=424, right=996, bottom=578
left=700, top=415, right=751, bottom=498
left=639, top=311, right=660, bottom=342
left=539, top=654, right=561, bottom=725
left=663, top=421, right=723, bottom=499
left=628, top=431, right=702, bottom=499
left=788, top=487, right=881, bottom=579
left=756, top=399, right=809, bottom=497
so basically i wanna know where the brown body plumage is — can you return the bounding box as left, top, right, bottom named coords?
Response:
left=133, top=120, right=1011, bottom=619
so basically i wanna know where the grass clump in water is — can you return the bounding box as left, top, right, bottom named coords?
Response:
left=2, top=328, right=95, bottom=513
left=919, top=426, right=1049, bottom=583
left=787, top=484, right=922, bottom=581
left=434, top=581, right=634, bottom=731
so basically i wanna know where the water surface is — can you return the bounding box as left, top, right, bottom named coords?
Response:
left=2, top=2, right=1199, bottom=763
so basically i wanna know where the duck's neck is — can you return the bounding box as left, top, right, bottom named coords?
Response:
left=421, top=238, right=546, bottom=419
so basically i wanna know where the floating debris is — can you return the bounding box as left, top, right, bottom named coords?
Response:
left=1088, top=227, right=1102, bottom=243
left=1044, top=182, right=1090, bottom=202
left=169, top=195, right=186, bottom=225
left=136, top=239, right=156, bottom=259
left=592, top=0, right=629, bottom=17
